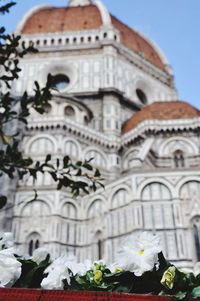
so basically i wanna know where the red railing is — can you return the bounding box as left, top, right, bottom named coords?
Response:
left=0, top=288, right=172, bottom=301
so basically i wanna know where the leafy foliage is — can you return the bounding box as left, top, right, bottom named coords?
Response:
left=14, top=255, right=51, bottom=288
left=9, top=251, right=200, bottom=299
left=0, top=1, right=104, bottom=207
left=74, top=263, right=120, bottom=292
left=1, top=231, right=200, bottom=299
left=0, top=1, right=16, bottom=15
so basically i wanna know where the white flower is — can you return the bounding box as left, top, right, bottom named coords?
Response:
left=32, top=248, right=50, bottom=265
left=74, top=259, right=92, bottom=276
left=58, top=256, right=91, bottom=277
left=0, top=248, right=21, bottom=287
left=0, top=107, right=5, bottom=114
left=41, top=256, right=71, bottom=290
left=193, top=262, right=200, bottom=276
left=180, top=267, right=193, bottom=274
left=108, top=262, right=123, bottom=274
left=0, top=233, right=14, bottom=249
left=116, top=232, right=161, bottom=276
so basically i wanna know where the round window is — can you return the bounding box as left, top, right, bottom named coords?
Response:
left=136, top=89, right=147, bottom=105
left=51, top=74, right=70, bottom=91
left=64, top=106, right=75, bottom=117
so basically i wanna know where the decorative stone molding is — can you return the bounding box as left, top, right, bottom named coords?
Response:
left=95, top=0, right=112, bottom=27
left=122, top=117, right=200, bottom=146
left=68, top=0, right=92, bottom=6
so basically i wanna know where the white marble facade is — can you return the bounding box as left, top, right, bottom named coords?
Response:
left=1, top=0, right=200, bottom=269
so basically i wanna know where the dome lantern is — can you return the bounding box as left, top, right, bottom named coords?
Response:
left=68, top=0, right=92, bottom=6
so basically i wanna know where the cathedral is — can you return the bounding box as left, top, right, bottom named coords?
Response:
left=2, top=0, right=200, bottom=269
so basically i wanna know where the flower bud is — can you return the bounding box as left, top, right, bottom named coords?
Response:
left=93, top=270, right=103, bottom=284
left=161, top=266, right=176, bottom=290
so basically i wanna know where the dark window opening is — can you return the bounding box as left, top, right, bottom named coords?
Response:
left=95, top=231, right=103, bottom=260
left=194, top=223, right=200, bottom=261
left=35, top=240, right=40, bottom=250
left=84, top=116, right=89, bottom=124
left=28, top=239, right=40, bottom=256
left=51, top=74, right=70, bottom=91
left=28, top=240, right=33, bottom=256
left=136, top=89, right=147, bottom=104
left=64, top=106, right=75, bottom=117
left=98, top=240, right=102, bottom=260
left=174, top=150, right=185, bottom=168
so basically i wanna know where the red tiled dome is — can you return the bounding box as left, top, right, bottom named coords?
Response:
left=21, top=6, right=102, bottom=33
left=20, top=5, right=168, bottom=73
left=122, top=101, right=200, bottom=133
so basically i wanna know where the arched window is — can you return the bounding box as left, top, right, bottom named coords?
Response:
left=192, top=217, right=200, bottom=261
left=29, top=137, right=54, bottom=154
left=64, top=140, right=79, bottom=158
left=85, top=150, right=106, bottom=169
left=87, top=199, right=105, bottom=219
left=22, top=200, right=51, bottom=217
left=180, top=181, right=200, bottom=202
left=28, top=239, right=40, bottom=256
left=111, top=189, right=128, bottom=209
left=141, top=182, right=172, bottom=229
left=62, top=202, right=77, bottom=219
left=141, top=182, right=172, bottom=201
left=174, top=150, right=185, bottom=168
left=27, top=233, right=41, bottom=256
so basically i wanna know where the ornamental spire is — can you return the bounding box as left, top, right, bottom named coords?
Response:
left=68, top=0, right=92, bottom=6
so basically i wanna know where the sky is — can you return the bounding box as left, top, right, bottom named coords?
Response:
left=2, top=0, right=200, bottom=109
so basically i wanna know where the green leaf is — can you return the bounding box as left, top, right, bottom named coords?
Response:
left=85, top=157, right=94, bottom=163
left=174, top=291, right=187, bottom=300
left=2, top=134, right=10, bottom=145
left=75, top=161, right=82, bottom=167
left=49, top=171, right=57, bottom=182
left=76, top=169, right=82, bottom=176
left=0, top=2, right=16, bottom=15
left=57, top=181, right=63, bottom=190
left=45, top=154, right=51, bottom=163
left=191, top=286, right=200, bottom=299
left=94, top=168, right=101, bottom=177
left=15, top=255, right=51, bottom=288
left=63, top=156, right=70, bottom=168
left=83, top=163, right=93, bottom=171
